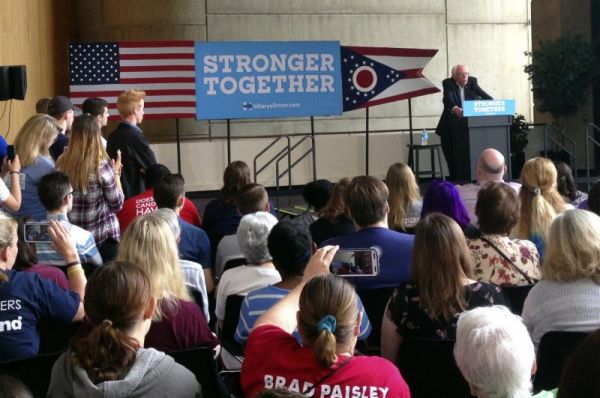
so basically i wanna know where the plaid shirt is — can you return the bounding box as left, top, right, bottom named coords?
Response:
left=68, top=160, right=124, bottom=245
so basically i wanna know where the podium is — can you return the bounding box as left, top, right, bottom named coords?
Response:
left=448, top=100, right=514, bottom=182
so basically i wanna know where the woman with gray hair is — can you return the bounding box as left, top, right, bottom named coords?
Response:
left=454, top=305, right=554, bottom=398
left=154, top=208, right=210, bottom=322
left=215, top=211, right=280, bottom=328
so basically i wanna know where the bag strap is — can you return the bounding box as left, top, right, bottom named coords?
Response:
left=479, top=236, right=535, bottom=285
left=302, top=355, right=353, bottom=395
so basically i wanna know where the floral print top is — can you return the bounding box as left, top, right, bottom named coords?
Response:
left=385, top=281, right=507, bottom=340
left=467, top=234, right=541, bottom=286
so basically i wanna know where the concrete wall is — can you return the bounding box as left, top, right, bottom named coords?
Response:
left=71, top=1, right=531, bottom=191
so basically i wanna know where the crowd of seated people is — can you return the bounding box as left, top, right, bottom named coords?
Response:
left=2, top=95, right=600, bottom=398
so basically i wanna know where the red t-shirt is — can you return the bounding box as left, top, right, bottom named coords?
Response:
left=241, top=325, right=411, bottom=398
left=116, top=189, right=202, bottom=233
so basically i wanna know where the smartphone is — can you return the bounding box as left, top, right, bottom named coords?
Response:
left=6, top=145, right=15, bottom=161
left=330, top=248, right=380, bottom=277
left=23, top=222, right=52, bottom=243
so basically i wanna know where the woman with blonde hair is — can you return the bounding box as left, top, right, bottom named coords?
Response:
left=9, top=114, right=59, bottom=220
left=0, top=214, right=86, bottom=361
left=117, top=211, right=218, bottom=352
left=381, top=213, right=507, bottom=363
left=309, top=178, right=356, bottom=246
left=241, top=246, right=410, bottom=397
left=56, top=114, right=124, bottom=262
left=522, top=209, right=600, bottom=349
left=386, top=162, right=422, bottom=232
left=47, top=262, right=201, bottom=397
left=517, top=157, right=568, bottom=258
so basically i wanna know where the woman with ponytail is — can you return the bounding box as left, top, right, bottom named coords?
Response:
left=47, top=262, right=201, bottom=397
left=241, top=246, right=410, bottom=398
left=517, top=157, right=568, bottom=258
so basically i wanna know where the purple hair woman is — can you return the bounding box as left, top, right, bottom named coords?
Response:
left=421, top=180, right=478, bottom=238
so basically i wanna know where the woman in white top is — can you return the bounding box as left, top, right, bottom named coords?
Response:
left=522, top=209, right=600, bottom=350
left=215, top=212, right=280, bottom=328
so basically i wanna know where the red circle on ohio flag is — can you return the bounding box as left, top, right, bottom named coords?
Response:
left=353, top=66, right=377, bottom=92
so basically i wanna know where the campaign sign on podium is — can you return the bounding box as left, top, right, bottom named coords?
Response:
left=463, top=99, right=516, bottom=117
left=195, top=41, right=343, bottom=120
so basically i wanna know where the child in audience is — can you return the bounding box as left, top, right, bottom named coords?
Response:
left=215, top=212, right=280, bottom=328
left=36, top=171, right=103, bottom=268
left=0, top=214, right=86, bottom=361
left=241, top=245, right=410, bottom=397
left=454, top=305, right=554, bottom=398
left=117, top=212, right=218, bottom=352
left=56, top=114, right=124, bottom=262
left=517, top=157, right=568, bottom=258
left=522, top=209, right=600, bottom=350
left=555, top=161, right=587, bottom=208
left=309, top=178, right=356, bottom=246
left=235, top=219, right=371, bottom=346
left=9, top=114, right=59, bottom=220
left=295, top=179, right=333, bottom=229
left=468, top=182, right=540, bottom=286
left=381, top=213, right=507, bottom=363
left=47, top=262, right=201, bottom=397
left=386, top=163, right=422, bottom=232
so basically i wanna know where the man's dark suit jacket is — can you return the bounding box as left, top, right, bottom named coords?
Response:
left=435, top=76, right=492, bottom=137
left=107, top=122, right=157, bottom=199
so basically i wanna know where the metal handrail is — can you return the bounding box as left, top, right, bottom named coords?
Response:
left=543, top=124, right=577, bottom=170
left=275, top=135, right=315, bottom=191
left=253, top=136, right=291, bottom=184
left=585, top=123, right=600, bottom=190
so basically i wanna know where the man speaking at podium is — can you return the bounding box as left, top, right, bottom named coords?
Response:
left=436, top=64, right=492, bottom=181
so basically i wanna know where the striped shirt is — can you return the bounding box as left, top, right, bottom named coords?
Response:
left=235, top=284, right=372, bottom=345
left=36, top=214, right=102, bottom=267
left=66, top=160, right=124, bottom=245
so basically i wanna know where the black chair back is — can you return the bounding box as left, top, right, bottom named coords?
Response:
left=356, top=287, right=395, bottom=354
left=223, top=258, right=246, bottom=274
left=169, top=347, right=231, bottom=398
left=0, top=351, right=62, bottom=398
left=220, top=295, right=245, bottom=357
left=501, top=284, right=534, bottom=315
left=533, top=330, right=590, bottom=393
left=397, top=338, right=472, bottom=398
left=220, top=369, right=245, bottom=398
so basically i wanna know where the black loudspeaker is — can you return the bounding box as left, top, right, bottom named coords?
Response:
left=9, top=65, right=27, bottom=100
left=0, top=66, right=10, bottom=101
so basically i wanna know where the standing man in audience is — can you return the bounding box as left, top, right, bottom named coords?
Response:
left=47, top=96, right=75, bottom=161
left=81, top=97, right=109, bottom=148
left=323, top=175, right=414, bottom=291
left=117, top=163, right=201, bottom=233
left=436, top=64, right=492, bottom=180
left=154, top=173, right=213, bottom=293
left=107, top=89, right=156, bottom=199
left=457, top=148, right=521, bottom=225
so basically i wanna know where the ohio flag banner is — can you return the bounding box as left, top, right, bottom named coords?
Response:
left=341, top=46, right=439, bottom=112
left=68, top=41, right=196, bottom=119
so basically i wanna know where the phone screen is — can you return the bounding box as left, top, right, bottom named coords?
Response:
left=24, top=222, right=52, bottom=243
left=330, top=248, right=379, bottom=277
left=6, top=145, right=15, bottom=161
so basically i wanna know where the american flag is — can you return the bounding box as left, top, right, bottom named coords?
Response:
left=341, top=46, right=439, bottom=112
left=68, top=41, right=196, bottom=119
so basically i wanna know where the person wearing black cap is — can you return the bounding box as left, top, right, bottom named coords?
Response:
left=47, top=96, right=75, bottom=161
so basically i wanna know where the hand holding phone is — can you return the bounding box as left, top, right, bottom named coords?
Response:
left=24, top=222, right=52, bottom=243
left=330, top=248, right=380, bottom=277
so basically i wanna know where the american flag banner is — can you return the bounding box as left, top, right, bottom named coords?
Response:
left=341, top=46, right=439, bottom=112
left=68, top=41, right=196, bottom=119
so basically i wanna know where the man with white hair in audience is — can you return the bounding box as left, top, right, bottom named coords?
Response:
left=456, top=148, right=521, bottom=225
left=454, top=305, right=556, bottom=398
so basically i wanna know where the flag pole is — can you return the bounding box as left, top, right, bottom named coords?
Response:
left=408, top=98, right=414, bottom=169
left=311, top=116, right=316, bottom=181
left=175, top=118, right=181, bottom=174
left=365, top=107, right=370, bottom=176
left=227, top=119, right=231, bottom=165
